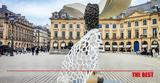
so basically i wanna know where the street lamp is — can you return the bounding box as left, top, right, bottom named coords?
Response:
left=140, top=34, right=144, bottom=51
left=37, top=30, right=40, bottom=48
left=8, top=15, right=17, bottom=56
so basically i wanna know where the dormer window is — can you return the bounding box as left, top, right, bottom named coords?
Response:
left=54, top=15, right=59, bottom=19
left=61, top=13, right=67, bottom=19
left=53, top=12, right=59, bottom=19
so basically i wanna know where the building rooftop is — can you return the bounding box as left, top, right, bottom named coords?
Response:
left=124, top=2, right=152, bottom=16
left=0, top=5, right=34, bottom=26
left=51, top=0, right=160, bottom=20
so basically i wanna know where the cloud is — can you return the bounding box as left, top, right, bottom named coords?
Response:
left=0, top=0, right=149, bottom=25
left=131, top=0, right=149, bottom=6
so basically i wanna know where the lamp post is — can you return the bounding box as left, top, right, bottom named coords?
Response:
left=140, top=34, right=144, bottom=52
left=8, top=16, right=17, bottom=56
left=37, top=30, right=40, bottom=48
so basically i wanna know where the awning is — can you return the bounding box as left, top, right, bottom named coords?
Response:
left=126, top=45, right=131, bottom=48
left=105, top=45, right=110, bottom=48
left=54, top=43, right=58, bottom=47
left=119, top=45, right=124, bottom=48
left=151, top=45, right=158, bottom=48
left=61, top=43, right=66, bottom=47
left=142, top=45, right=147, bottom=48
left=113, top=45, right=118, bottom=48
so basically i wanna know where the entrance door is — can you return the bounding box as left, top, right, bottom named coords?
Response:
left=134, top=41, right=139, bottom=52
left=0, top=41, right=2, bottom=45
left=68, top=41, right=74, bottom=50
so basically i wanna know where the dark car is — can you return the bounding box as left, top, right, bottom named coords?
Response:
left=0, top=45, right=12, bottom=55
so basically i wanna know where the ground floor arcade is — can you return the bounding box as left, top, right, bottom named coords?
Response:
left=0, top=39, right=33, bottom=48
left=50, top=39, right=160, bottom=52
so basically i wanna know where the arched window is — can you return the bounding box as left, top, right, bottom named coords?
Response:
left=113, top=24, right=116, bottom=28
left=68, top=41, right=74, bottom=50
left=152, top=19, right=157, bottom=24
left=62, top=24, right=65, bottom=28
left=98, top=24, right=102, bottom=28
left=69, top=24, right=73, bottom=28
left=53, top=41, right=58, bottom=49
left=77, top=24, right=80, bottom=28
left=135, top=21, right=139, bottom=26
left=106, top=24, right=109, bottom=28
left=120, top=23, right=123, bottom=28
left=143, top=20, right=147, bottom=25
left=128, top=22, right=131, bottom=27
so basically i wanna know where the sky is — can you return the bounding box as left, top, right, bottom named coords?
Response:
left=0, top=0, right=149, bottom=26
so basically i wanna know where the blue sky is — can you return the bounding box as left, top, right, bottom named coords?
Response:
left=0, top=0, right=149, bottom=26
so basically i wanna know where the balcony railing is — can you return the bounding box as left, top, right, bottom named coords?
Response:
left=105, top=37, right=110, bottom=40
left=69, top=37, right=73, bottom=40
left=112, top=37, right=117, bottom=40
left=120, top=37, right=124, bottom=40
left=143, top=35, right=147, bottom=38
left=53, top=37, right=58, bottom=40
left=152, top=36, right=158, bottom=38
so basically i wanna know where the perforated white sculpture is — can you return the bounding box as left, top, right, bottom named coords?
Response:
left=57, top=29, right=102, bottom=83
left=57, top=0, right=132, bottom=83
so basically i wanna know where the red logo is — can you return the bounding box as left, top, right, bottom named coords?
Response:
left=132, top=71, right=154, bottom=78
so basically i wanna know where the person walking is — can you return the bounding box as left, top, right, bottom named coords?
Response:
left=31, top=46, right=35, bottom=55
left=36, top=47, right=39, bottom=55
left=155, top=48, right=159, bottom=57
left=152, top=49, right=155, bottom=57
left=150, top=49, right=153, bottom=57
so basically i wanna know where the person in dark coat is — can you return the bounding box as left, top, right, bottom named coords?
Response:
left=156, top=48, right=159, bottom=55
left=98, top=76, right=104, bottom=83
left=31, top=47, right=35, bottom=55
left=36, top=47, right=39, bottom=55
left=150, top=49, right=153, bottom=57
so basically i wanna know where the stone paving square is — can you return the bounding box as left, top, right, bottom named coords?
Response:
left=0, top=53, right=160, bottom=83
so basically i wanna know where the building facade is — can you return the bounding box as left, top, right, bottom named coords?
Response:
left=50, top=0, right=160, bottom=52
left=0, top=5, right=35, bottom=49
left=34, top=26, right=50, bottom=49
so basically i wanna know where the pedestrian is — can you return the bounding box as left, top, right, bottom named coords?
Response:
left=24, top=47, right=26, bottom=54
left=36, top=47, right=39, bottom=55
left=41, top=46, right=43, bottom=52
left=48, top=47, right=50, bottom=52
left=152, top=49, right=155, bottom=57
left=97, top=74, right=104, bottom=83
left=158, top=48, right=159, bottom=55
left=155, top=48, right=159, bottom=57
left=31, top=47, right=35, bottom=55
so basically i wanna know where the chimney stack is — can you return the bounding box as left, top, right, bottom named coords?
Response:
left=2, top=5, right=7, bottom=9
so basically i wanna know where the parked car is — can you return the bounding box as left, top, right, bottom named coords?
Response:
left=0, top=45, right=12, bottom=55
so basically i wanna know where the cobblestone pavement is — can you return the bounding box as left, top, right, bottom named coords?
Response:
left=0, top=52, right=160, bottom=83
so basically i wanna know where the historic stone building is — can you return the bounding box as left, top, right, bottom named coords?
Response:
left=50, top=0, right=160, bottom=52
left=34, top=25, right=50, bottom=48
left=0, top=5, right=35, bottom=48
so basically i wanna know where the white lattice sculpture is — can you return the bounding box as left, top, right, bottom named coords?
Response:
left=57, top=29, right=102, bottom=83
